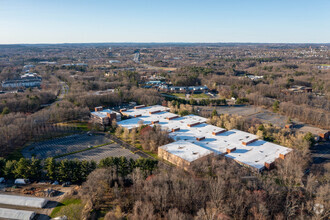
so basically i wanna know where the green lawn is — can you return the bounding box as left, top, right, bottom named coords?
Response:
left=171, top=93, right=186, bottom=98
left=50, top=198, right=81, bottom=218
left=170, top=93, right=209, bottom=99
left=56, top=122, right=90, bottom=131
left=137, top=146, right=159, bottom=158
left=189, top=93, right=209, bottom=98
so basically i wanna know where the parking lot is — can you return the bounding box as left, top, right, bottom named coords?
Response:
left=22, top=133, right=139, bottom=161
left=58, top=142, right=139, bottom=162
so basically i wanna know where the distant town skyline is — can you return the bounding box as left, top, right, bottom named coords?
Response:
left=0, top=0, right=329, bottom=44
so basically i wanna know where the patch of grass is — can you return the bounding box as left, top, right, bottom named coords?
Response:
left=50, top=198, right=81, bottom=218
left=171, top=93, right=186, bottom=98
left=54, top=142, right=113, bottom=159
left=190, top=93, right=209, bottom=98
left=168, top=93, right=209, bottom=99
left=136, top=145, right=158, bottom=158
left=56, top=122, right=90, bottom=131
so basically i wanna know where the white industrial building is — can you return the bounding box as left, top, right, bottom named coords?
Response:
left=117, top=105, right=293, bottom=172
left=0, top=208, right=35, bottom=220
left=0, top=194, right=48, bottom=208
left=159, top=141, right=213, bottom=170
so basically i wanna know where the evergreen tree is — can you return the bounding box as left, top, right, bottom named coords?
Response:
left=58, top=159, right=70, bottom=182
left=14, top=158, right=30, bottom=179
left=211, top=109, right=218, bottom=117
left=29, top=157, right=42, bottom=181
left=70, top=160, right=81, bottom=183
left=4, top=160, right=16, bottom=179
left=119, top=157, right=128, bottom=177
left=273, top=100, right=280, bottom=112
left=99, top=157, right=114, bottom=168
left=45, top=157, right=57, bottom=181
left=0, top=158, right=6, bottom=176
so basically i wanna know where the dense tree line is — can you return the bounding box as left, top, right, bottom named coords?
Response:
left=66, top=87, right=163, bottom=108
left=0, top=157, right=157, bottom=184
left=74, top=155, right=329, bottom=219
left=138, top=126, right=173, bottom=153
left=164, top=97, right=227, bottom=107
left=247, top=93, right=330, bottom=129
left=0, top=91, right=56, bottom=114
left=0, top=157, right=95, bottom=183
left=98, top=156, right=158, bottom=177
left=0, top=101, right=90, bottom=156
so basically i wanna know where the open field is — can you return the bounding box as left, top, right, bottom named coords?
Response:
left=165, top=93, right=210, bottom=99
left=22, top=133, right=139, bottom=161
left=171, top=93, right=186, bottom=98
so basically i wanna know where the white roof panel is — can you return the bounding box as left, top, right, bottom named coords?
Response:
left=0, top=194, right=48, bottom=208
left=117, top=105, right=293, bottom=171
left=91, top=109, right=119, bottom=118
left=160, top=140, right=213, bottom=162
left=0, top=208, right=35, bottom=220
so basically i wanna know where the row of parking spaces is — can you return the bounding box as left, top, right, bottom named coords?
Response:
left=57, top=143, right=140, bottom=162
left=22, top=134, right=110, bottom=159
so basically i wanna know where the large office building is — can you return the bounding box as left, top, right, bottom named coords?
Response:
left=1, top=73, right=42, bottom=89
left=117, top=105, right=292, bottom=172
left=91, top=106, right=121, bottom=125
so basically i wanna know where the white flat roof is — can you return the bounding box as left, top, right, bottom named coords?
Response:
left=122, top=105, right=170, bottom=117
left=118, top=105, right=293, bottom=171
left=117, top=117, right=145, bottom=130
left=91, top=109, right=119, bottom=118
left=0, top=194, right=48, bottom=208
left=0, top=208, right=35, bottom=220
left=160, top=140, right=213, bottom=162
left=225, top=140, right=293, bottom=170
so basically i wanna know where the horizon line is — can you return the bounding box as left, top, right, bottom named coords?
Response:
left=1, top=41, right=329, bottom=46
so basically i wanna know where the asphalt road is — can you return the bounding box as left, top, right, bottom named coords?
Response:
left=55, top=81, right=69, bottom=103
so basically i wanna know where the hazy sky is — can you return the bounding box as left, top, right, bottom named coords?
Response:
left=0, top=0, right=329, bottom=44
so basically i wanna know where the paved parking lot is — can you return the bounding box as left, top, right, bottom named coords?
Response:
left=22, top=133, right=139, bottom=161
left=58, top=143, right=139, bottom=162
